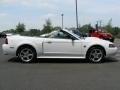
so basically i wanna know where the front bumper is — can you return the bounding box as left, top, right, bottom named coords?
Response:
left=106, top=47, right=118, bottom=57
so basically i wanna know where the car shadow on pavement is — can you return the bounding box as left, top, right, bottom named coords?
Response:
left=8, top=57, right=119, bottom=64
left=103, top=57, right=119, bottom=63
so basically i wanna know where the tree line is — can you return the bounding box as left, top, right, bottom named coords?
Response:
left=2, top=19, right=120, bottom=38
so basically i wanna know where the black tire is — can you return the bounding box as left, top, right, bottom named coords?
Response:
left=87, top=47, right=104, bottom=63
left=17, top=46, right=37, bottom=63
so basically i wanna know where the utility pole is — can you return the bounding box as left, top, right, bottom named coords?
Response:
left=99, top=20, right=102, bottom=28
left=96, top=21, right=99, bottom=30
left=96, top=20, right=102, bottom=29
left=75, top=0, right=79, bottom=29
left=61, top=14, right=64, bottom=29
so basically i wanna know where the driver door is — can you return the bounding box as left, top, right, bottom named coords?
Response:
left=43, top=30, right=82, bottom=57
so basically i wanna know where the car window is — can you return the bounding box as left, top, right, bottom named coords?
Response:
left=49, top=31, right=59, bottom=38
left=41, top=30, right=77, bottom=40
left=57, top=31, right=70, bottom=39
left=50, top=31, right=73, bottom=39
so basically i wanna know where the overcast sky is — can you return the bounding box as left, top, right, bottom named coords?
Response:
left=0, top=0, right=120, bottom=31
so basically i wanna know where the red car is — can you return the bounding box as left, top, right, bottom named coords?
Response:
left=89, top=27, right=114, bottom=42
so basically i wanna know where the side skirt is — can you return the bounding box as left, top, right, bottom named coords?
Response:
left=37, top=56, right=86, bottom=59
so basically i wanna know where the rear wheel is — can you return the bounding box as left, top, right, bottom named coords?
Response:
left=87, top=47, right=104, bottom=63
left=17, top=46, right=36, bottom=63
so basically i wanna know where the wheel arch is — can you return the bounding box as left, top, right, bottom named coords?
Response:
left=16, top=44, right=37, bottom=56
left=86, top=45, right=106, bottom=58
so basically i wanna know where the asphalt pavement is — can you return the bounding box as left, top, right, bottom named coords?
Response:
left=0, top=39, right=120, bottom=90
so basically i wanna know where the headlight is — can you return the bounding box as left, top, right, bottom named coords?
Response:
left=109, top=44, right=116, bottom=48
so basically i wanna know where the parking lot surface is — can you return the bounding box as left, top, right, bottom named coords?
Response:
left=0, top=39, right=120, bottom=90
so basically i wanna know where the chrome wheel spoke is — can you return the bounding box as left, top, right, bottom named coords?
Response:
left=28, top=54, right=33, bottom=57
left=22, top=56, right=27, bottom=61
left=26, top=56, right=31, bottom=61
left=97, top=53, right=102, bottom=58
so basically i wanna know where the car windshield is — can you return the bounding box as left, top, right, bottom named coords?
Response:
left=69, top=29, right=88, bottom=38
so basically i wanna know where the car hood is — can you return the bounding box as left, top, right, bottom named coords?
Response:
left=84, top=37, right=110, bottom=43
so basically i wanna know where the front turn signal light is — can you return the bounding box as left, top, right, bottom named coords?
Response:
left=109, top=44, right=115, bottom=48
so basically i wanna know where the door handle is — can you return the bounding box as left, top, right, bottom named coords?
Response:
left=46, top=41, right=52, bottom=44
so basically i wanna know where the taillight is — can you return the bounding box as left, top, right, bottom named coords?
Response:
left=5, top=38, right=8, bottom=44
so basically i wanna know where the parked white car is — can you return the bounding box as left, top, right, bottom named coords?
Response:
left=2, top=29, right=117, bottom=63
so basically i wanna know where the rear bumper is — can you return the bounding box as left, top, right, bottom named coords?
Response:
left=2, top=44, right=16, bottom=56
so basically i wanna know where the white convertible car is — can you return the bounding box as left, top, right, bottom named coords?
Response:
left=2, top=29, right=117, bottom=63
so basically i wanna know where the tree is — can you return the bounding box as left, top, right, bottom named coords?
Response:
left=53, top=26, right=62, bottom=31
left=29, top=29, right=41, bottom=36
left=79, top=24, right=91, bottom=33
left=16, top=23, right=25, bottom=33
left=3, top=29, right=16, bottom=34
left=112, top=27, right=120, bottom=35
left=41, top=19, right=53, bottom=34
left=104, top=19, right=113, bottom=34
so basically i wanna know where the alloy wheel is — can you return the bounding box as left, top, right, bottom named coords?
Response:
left=89, top=48, right=103, bottom=63
left=19, top=48, right=34, bottom=62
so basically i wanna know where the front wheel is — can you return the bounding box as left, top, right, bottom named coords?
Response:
left=87, top=47, right=104, bottom=63
left=18, top=46, right=36, bottom=63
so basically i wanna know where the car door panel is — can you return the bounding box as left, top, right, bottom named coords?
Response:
left=43, top=38, right=82, bottom=56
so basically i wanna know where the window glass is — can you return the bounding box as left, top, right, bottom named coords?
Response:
left=48, top=31, right=71, bottom=39
left=40, top=30, right=77, bottom=40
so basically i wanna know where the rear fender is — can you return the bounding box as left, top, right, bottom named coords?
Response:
left=16, top=41, right=43, bottom=57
